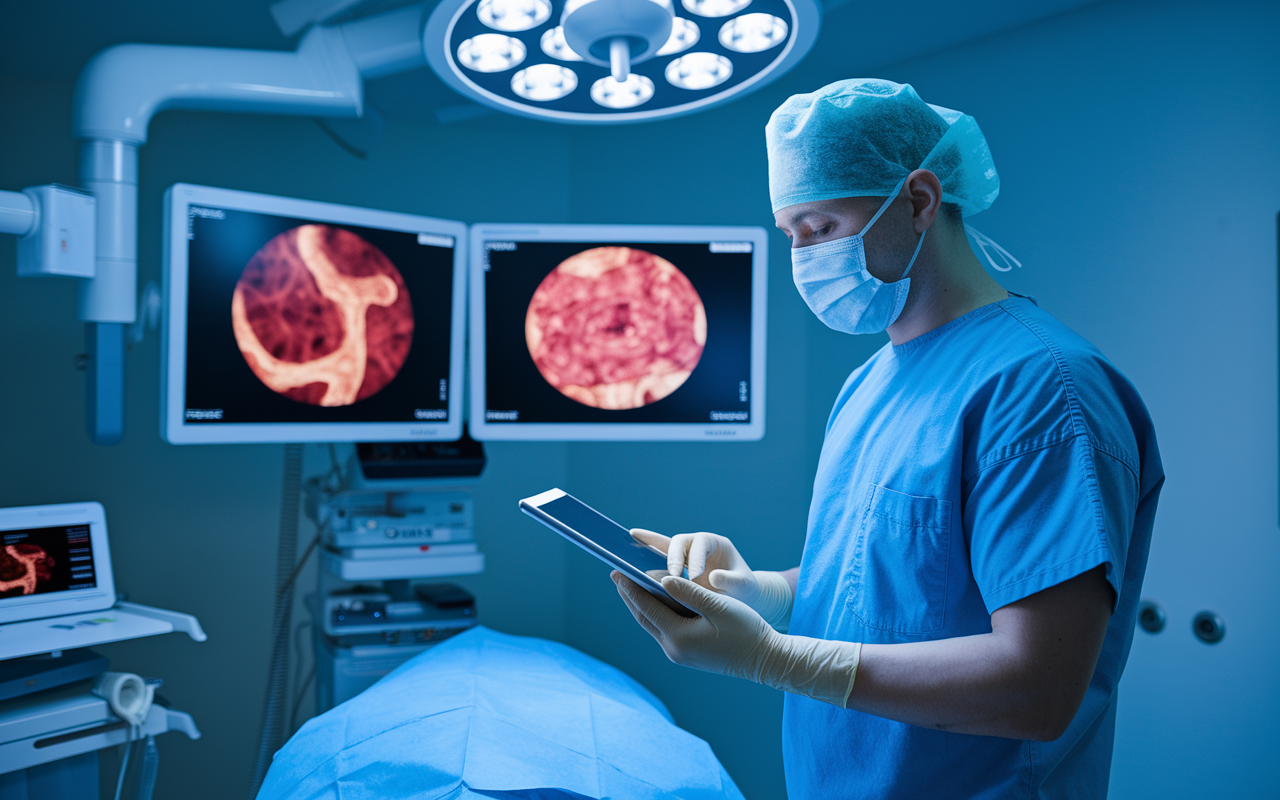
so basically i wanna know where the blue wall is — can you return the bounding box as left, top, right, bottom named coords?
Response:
left=1, top=0, right=1276, bottom=797
left=869, top=2, right=1279, bottom=796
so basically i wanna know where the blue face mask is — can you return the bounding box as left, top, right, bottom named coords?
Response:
left=790, top=177, right=927, bottom=335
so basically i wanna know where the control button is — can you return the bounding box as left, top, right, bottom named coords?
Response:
left=386, top=528, right=398, bottom=538
left=1192, top=611, right=1225, bottom=644
left=1137, top=600, right=1166, bottom=634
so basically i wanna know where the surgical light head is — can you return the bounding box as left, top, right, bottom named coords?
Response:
left=765, top=78, right=1000, bottom=216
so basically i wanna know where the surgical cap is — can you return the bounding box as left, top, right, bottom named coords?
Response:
left=765, top=78, right=999, bottom=216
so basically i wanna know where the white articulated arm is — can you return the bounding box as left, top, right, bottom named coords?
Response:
left=0, top=191, right=36, bottom=236
left=72, top=26, right=364, bottom=146
left=65, top=3, right=428, bottom=443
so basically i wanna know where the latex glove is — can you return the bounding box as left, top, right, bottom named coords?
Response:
left=613, top=571, right=862, bottom=708
left=631, top=528, right=793, bottom=632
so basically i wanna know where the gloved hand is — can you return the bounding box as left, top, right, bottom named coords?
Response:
left=613, top=571, right=862, bottom=708
left=631, top=528, right=794, bottom=632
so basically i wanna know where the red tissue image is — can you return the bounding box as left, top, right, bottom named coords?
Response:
left=0, top=545, right=55, bottom=597
left=231, top=224, right=414, bottom=406
left=525, top=247, right=706, bottom=410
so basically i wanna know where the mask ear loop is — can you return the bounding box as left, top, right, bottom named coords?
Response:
left=965, top=224, right=1022, bottom=273
left=858, top=176, right=910, bottom=236
left=899, top=227, right=927, bottom=282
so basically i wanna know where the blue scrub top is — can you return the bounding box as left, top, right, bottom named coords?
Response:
left=783, top=296, right=1163, bottom=800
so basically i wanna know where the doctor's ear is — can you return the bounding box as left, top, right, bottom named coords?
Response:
left=905, top=169, right=943, bottom=233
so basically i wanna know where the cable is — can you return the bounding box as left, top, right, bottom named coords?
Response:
left=278, top=535, right=319, bottom=602
left=248, top=443, right=304, bottom=799
left=138, top=735, right=159, bottom=800
left=289, top=619, right=313, bottom=732
left=289, top=666, right=316, bottom=735
left=291, top=619, right=312, bottom=710
left=323, top=442, right=347, bottom=493
left=113, top=739, right=134, bottom=800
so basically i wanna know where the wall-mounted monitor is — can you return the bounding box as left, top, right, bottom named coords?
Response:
left=162, top=184, right=466, bottom=444
left=470, top=224, right=767, bottom=441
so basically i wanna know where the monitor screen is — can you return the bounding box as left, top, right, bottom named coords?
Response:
left=162, top=184, right=467, bottom=444
left=0, top=524, right=97, bottom=598
left=0, top=502, right=115, bottom=625
left=470, top=224, right=767, bottom=441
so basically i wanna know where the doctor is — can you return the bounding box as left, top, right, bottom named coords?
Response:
left=613, top=79, right=1164, bottom=799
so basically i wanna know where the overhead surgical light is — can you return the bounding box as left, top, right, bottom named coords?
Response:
left=590, top=73, right=656, bottom=108
left=457, top=34, right=528, bottom=72
left=664, top=51, right=732, bottom=89
left=656, top=17, right=701, bottom=55
left=477, top=0, right=554, bottom=31
left=718, top=12, right=788, bottom=52
left=681, top=0, right=751, bottom=17
left=513, top=63, right=581, bottom=100
left=540, top=26, right=584, bottom=59
left=425, top=0, right=822, bottom=123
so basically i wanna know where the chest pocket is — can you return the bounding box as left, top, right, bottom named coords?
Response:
left=848, top=484, right=952, bottom=635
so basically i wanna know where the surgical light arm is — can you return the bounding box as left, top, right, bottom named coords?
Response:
left=0, top=191, right=35, bottom=237
left=2, top=185, right=96, bottom=278
left=47, top=3, right=428, bottom=445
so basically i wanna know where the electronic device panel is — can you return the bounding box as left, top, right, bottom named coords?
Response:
left=470, top=224, right=767, bottom=441
left=314, top=490, right=474, bottom=549
left=162, top=183, right=467, bottom=444
left=0, top=503, right=115, bottom=625
left=323, top=583, right=476, bottom=645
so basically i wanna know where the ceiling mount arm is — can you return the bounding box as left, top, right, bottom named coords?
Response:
left=67, top=4, right=429, bottom=444
left=0, top=191, right=37, bottom=236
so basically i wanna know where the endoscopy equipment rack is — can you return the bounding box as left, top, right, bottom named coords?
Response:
left=307, top=439, right=486, bottom=713
left=310, top=490, right=484, bottom=712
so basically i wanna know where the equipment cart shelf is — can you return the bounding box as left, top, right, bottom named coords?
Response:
left=0, top=683, right=200, bottom=775
left=0, top=602, right=207, bottom=661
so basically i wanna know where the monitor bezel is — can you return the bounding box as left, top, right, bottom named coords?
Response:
left=469, top=223, right=768, bottom=442
left=161, top=183, right=468, bottom=444
left=0, top=502, right=115, bottom=625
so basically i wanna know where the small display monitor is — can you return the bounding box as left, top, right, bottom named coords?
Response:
left=470, top=224, right=767, bottom=441
left=162, top=184, right=467, bottom=444
left=0, top=502, right=115, bottom=624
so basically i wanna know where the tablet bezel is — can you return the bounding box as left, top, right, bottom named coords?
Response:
left=519, top=488, right=697, bottom=617
left=0, top=502, right=116, bottom=624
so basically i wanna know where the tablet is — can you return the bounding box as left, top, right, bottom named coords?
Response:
left=0, top=502, right=116, bottom=624
left=519, top=489, right=696, bottom=617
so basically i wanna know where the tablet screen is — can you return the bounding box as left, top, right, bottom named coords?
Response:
left=537, top=494, right=668, bottom=575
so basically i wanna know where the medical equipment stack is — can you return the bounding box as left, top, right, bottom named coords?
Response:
left=307, top=439, right=486, bottom=712
left=0, top=502, right=206, bottom=800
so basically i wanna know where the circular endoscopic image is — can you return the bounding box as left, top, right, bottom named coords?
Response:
left=231, top=224, right=414, bottom=406
left=0, top=543, right=55, bottom=597
left=525, top=246, right=706, bottom=410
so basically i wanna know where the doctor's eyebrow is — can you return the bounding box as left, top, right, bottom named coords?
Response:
left=777, top=212, right=818, bottom=230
